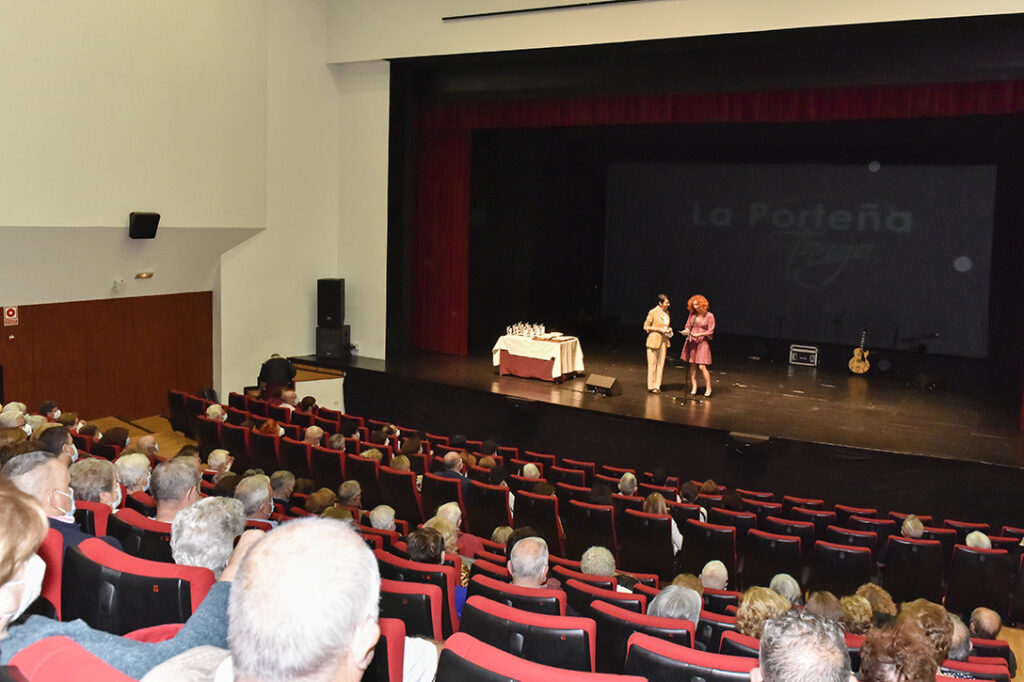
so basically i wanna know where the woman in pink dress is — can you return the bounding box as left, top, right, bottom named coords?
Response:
left=681, top=294, right=715, bottom=396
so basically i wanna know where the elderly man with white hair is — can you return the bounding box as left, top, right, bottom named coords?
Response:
left=618, top=472, right=638, bottom=497
left=700, top=559, right=729, bottom=590
left=752, top=610, right=854, bottom=682
left=69, top=458, right=122, bottom=510
left=648, top=584, right=703, bottom=624
left=435, top=500, right=484, bottom=557
left=135, top=434, right=160, bottom=461
left=151, top=458, right=201, bottom=524
left=234, top=474, right=277, bottom=528
left=521, top=462, right=541, bottom=480
left=965, top=530, right=992, bottom=549
left=115, top=452, right=152, bottom=494
left=508, top=537, right=554, bottom=589
left=206, top=449, right=234, bottom=477
left=171, top=497, right=246, bottom=578
left=769, top=573, right=803, bottom=605
left=144, top=519, right=383, bottom=682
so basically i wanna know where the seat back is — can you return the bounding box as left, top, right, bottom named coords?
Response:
left=943, top=518, right=991, bottom=543
left=249, top=430, right=281, bottom=473
left=762, top=515, right=815, bottom=563
left=310, top=446, right=345, bottom=492
left=834, top=504, right=877, bottom=526
left=624, top=631, right=756, bottom=682
left=790, top=507, right=837, bottom=539
left=468, top=559, right=512, bottom=583
left=167, top=390, right=191, bottom=434
left=465, top=481, right=512, bottom=538
left=708, top=508, right=757, bottom=541
left=522, top=451, right=557, bottom=470
left=824, top=524, right=877, bottom=550
left=555, top=482, right=592, bottom=516
left=513, top=490, right=564, bottom=556
left=460, top=595, right=596, bottom=672
left=107, top=508, right=173, bottom=562
left=379, top=577, right=444, bottom=640
left=695, top=609, right=738, bottom=652
left=346, top=454, right=384, bottom=509
left=421, top=471, right=464, bottom=518
left=378, top=467, right=424, bottom=525
left=363, top=618, right=405, bottom=682
left=467, top=574, right=566, bottom=616
left=880, top=536, right=944, bottom=603
left=809, top=541, right=873, bottom=597
left=846, top=516, right=895, bottom=553
left=591, top=600, right=694, bottom=674
left=75, top=500, right=112, bottom=537
left=561, top=458, right=596, bottom=486
left=564, top=578, right=647, bottom=619
left=620, top=509, right=676, bottom=580
left=279, top=437, right=312, bottom=479
left=945, top=544, right=1012, bottom=619
left=564, top=501, right=617, bottom=562
left=550, top=565, right=617, bottom=591
left=680, top=519, right=737, bottom=578
left=549, top=465, right=587, bottom=488
left=220, top=422, right=252, bottom=471
left=666, top=500, right=704, bottom=528
left=374, top=549, right=459, bottom=637
left=39, top=528, right=64, bottom=619
left=62, top=538, right=214, bottom=635
left=195, top=415, right=222, bottom=458
left=742, top=529, right=801, bottom=591
left=124, top=491, right=157, bottom=517
left=739, top=499, right=782, bottom=526
left=719, top=630, right=760, bottom=657
left=703, top=588, right=742, bottom=615
left=782, top=495, right=824, bottom=516
left=437, top=632, right=646, bottom=682
left=735, top=488, right=774, bottom=502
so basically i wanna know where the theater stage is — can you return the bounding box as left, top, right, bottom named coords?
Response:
left=292, top=340, right=1024, bottom=529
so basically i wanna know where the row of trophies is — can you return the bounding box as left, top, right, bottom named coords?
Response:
left=506, top=322, right=545, bottom=337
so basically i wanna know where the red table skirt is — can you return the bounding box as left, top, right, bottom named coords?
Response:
left=498, top=350, right=575, bottom=383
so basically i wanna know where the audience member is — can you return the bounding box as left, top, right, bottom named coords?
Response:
left=327, top=433, right=348, bottom=452
left=368, top=504, right=396, bottom=531
left=293, top=477, right=315, bottom=495
left=69, top=458, right=122, bottom=510
left=115, top=452, right=152, bottom=494
left=306, top=487, right=338, bottom=514
left=390, top=454, right=411, bottom=472
left=269, top=470, right=296, bottom=513
left=699, top=559, right=728, bottom=590
left=436, top=451, right=470, bottom=498
left=896, top=599, right=953, bottom=666
left=234, top=475, right=276, bottom=527
left=859, top=621, right=938, bottom=682
left=407, top=528, right=445, bottom=564
left=205, top=404, right=228, bottom=423
left=839, top=595, right=873, bottom=635
left=970, top=607, right=1016, bottom=675
left=901, top=514, right=924, bottom=539
left=3, top=451, right=121, bottom=552
left=581, top=545, right=634, bottom=592
left=298, top=396, right=317, bottom=412
left=647, top=585, right=702, bottom=624
left=206, top=449, right=234, bottom=475
left=136, top=435, right=160, bottom=460
left=151, top=458, right=201, bottom=523
left=521, top=462, right=540, bottom=479
left=768, top=573, right=802, bottom=605
left=491, top=525, right=513, bottom=546
left=856, top=583, right=898, bottom=626
left=99, top=427, right=130, bottom=450
left=212, top=472, right=242, bottom=498
left=322, top=506, right=353, bottom=521
left=0, top=409, right=28, bottom=433
left=337, top=480, right=362, bottom=509
left=671, top=573, right=704, bottom=596
left=644, top=492, right=682, bottom=553
left=947, top=614, right=971, bottom=662
left=303, top=425, right=324, bottom=447
left=422, top=517, right=458, bottom=556
left=721, top=489, right=744, bottom=511
left=508, top=536, right=556, bottom=589
left=38, top=400, right=61, bottom=421
left=360, top=448, right=383, bottom=463
left=804, top=590, right=843, bottom=622
left=736, top=586, right=790, bottom=638
left=170, top=497, right=245, bottom=578
left=36, top=425, right=79, bottom=466
left=965, top=530, right=992, bottom=549
left=753, top=610, right=853, bottom=682
left=618, top=472, right=638, bottom=497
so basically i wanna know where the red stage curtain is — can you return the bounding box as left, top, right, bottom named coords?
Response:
left=411, top=81, right=1024, bottom=363
left=411, top=129, right=471, bottom=356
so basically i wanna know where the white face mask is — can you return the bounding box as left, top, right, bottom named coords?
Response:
left=277, top=426, right=285, bottom=437
left=109, top=485, right=123, bottom=512
left=21, top=424, right=32, bottom=436
left=94, top=431, right=103, bottom=441
left=1, top=554, right=45, bottom=623
left=144, top=473, right=152, bottom=492
left=152, top=443, right=159, bottom=454
left=52, top=409, right=61, bottom=420
left=54, top=487, right=76, bottom=518
left=124, top=436, right=130, bottom=448
left=68, top=444, right=79, bottom=464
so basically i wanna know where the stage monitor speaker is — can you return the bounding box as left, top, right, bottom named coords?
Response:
left=128, top=212, right=160, bottom=239
left=316, top=325, right=350, bottom=360
left=585, top=373, right=622, bottom=397
left=317, top=278, right=345, bottom=328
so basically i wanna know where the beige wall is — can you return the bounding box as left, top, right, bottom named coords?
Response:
left=326, top=0, right=1022, bottom=62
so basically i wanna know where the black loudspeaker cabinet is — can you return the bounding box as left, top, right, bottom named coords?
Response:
left=317, top=278, right=345, bottom=328
left=585, top=373, right=622, bottom=396
left=128, top=212, right=160, bottom=239
left=316, top=325, right=351, bottom=359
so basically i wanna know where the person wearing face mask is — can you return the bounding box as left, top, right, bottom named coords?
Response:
left=114, top=452, right=152, bottom=495
left=38, top=400, right=61, bottom=423
left=0, top=476, right=50, bottom=633
left=135, top=434, right=160, bottom=462
left=2, top=451, right=122, bottom=553
left=98, top=427, right=131, bottom=452
left=0, top=409, right=30, bottom=436
left=69, top=459, right=123, bottom=512
left=37, top=425, right=80, bottom=467
left=151, top=458, right=201, bottom=524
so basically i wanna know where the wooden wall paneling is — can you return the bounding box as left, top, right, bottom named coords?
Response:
left=0, top=304, right=36, bottom=407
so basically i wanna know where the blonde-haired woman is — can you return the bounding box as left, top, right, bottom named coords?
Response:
left=681, top=294, right=715, bottom=396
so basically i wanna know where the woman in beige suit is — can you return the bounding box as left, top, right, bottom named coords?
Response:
left=643, top=294, right=672, bottom=393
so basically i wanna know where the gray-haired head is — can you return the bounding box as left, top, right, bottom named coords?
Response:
left=508, top=536, right=549, bottom=587
left=757, top=610, right=851, bottom=682
left=648, top=585, right=702, bottom=624
left=618, top=472, right=637, bottom=496
left=581, top=546, right=617, bottom=577
left=948, top=614, right=971, bottom=662
left=368, top=504, right=396, bottom=531
left=700, top=559, right=728, bottom=590
left=228, top=518, right=381, bottom=681
left=769, top=573, right=803, bottom=605
left=234, top=474, right=273, bottom=518
left=151, top=457, right=201, bottom=504
left=171, top=496, right=245, bottom=578
left=69, top=458, right=117, bottom=502
left=965, top=530, right=991, bottom=549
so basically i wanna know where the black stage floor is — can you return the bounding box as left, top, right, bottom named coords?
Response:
left=296, top=344, right=1023, bottom=468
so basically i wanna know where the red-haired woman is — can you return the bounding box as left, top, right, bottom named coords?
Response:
left=681, top=294, right=715, bottom=396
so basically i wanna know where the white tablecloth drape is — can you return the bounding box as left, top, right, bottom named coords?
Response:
left=491, top=335, right=585, bottom=379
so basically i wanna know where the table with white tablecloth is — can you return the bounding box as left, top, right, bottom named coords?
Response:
left=491, top=334, right=585, bottom=382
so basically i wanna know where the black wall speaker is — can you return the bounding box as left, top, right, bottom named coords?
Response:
left=317, top=278, right=345, bottom=328
left=128, top=212, right=160, bottom=239
left=316, top=325, right=350, bottom=359
left=585, top=373, right=622, bottom=396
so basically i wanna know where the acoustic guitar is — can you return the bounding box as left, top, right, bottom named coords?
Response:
left=848, top=331, right=870, bottom=374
